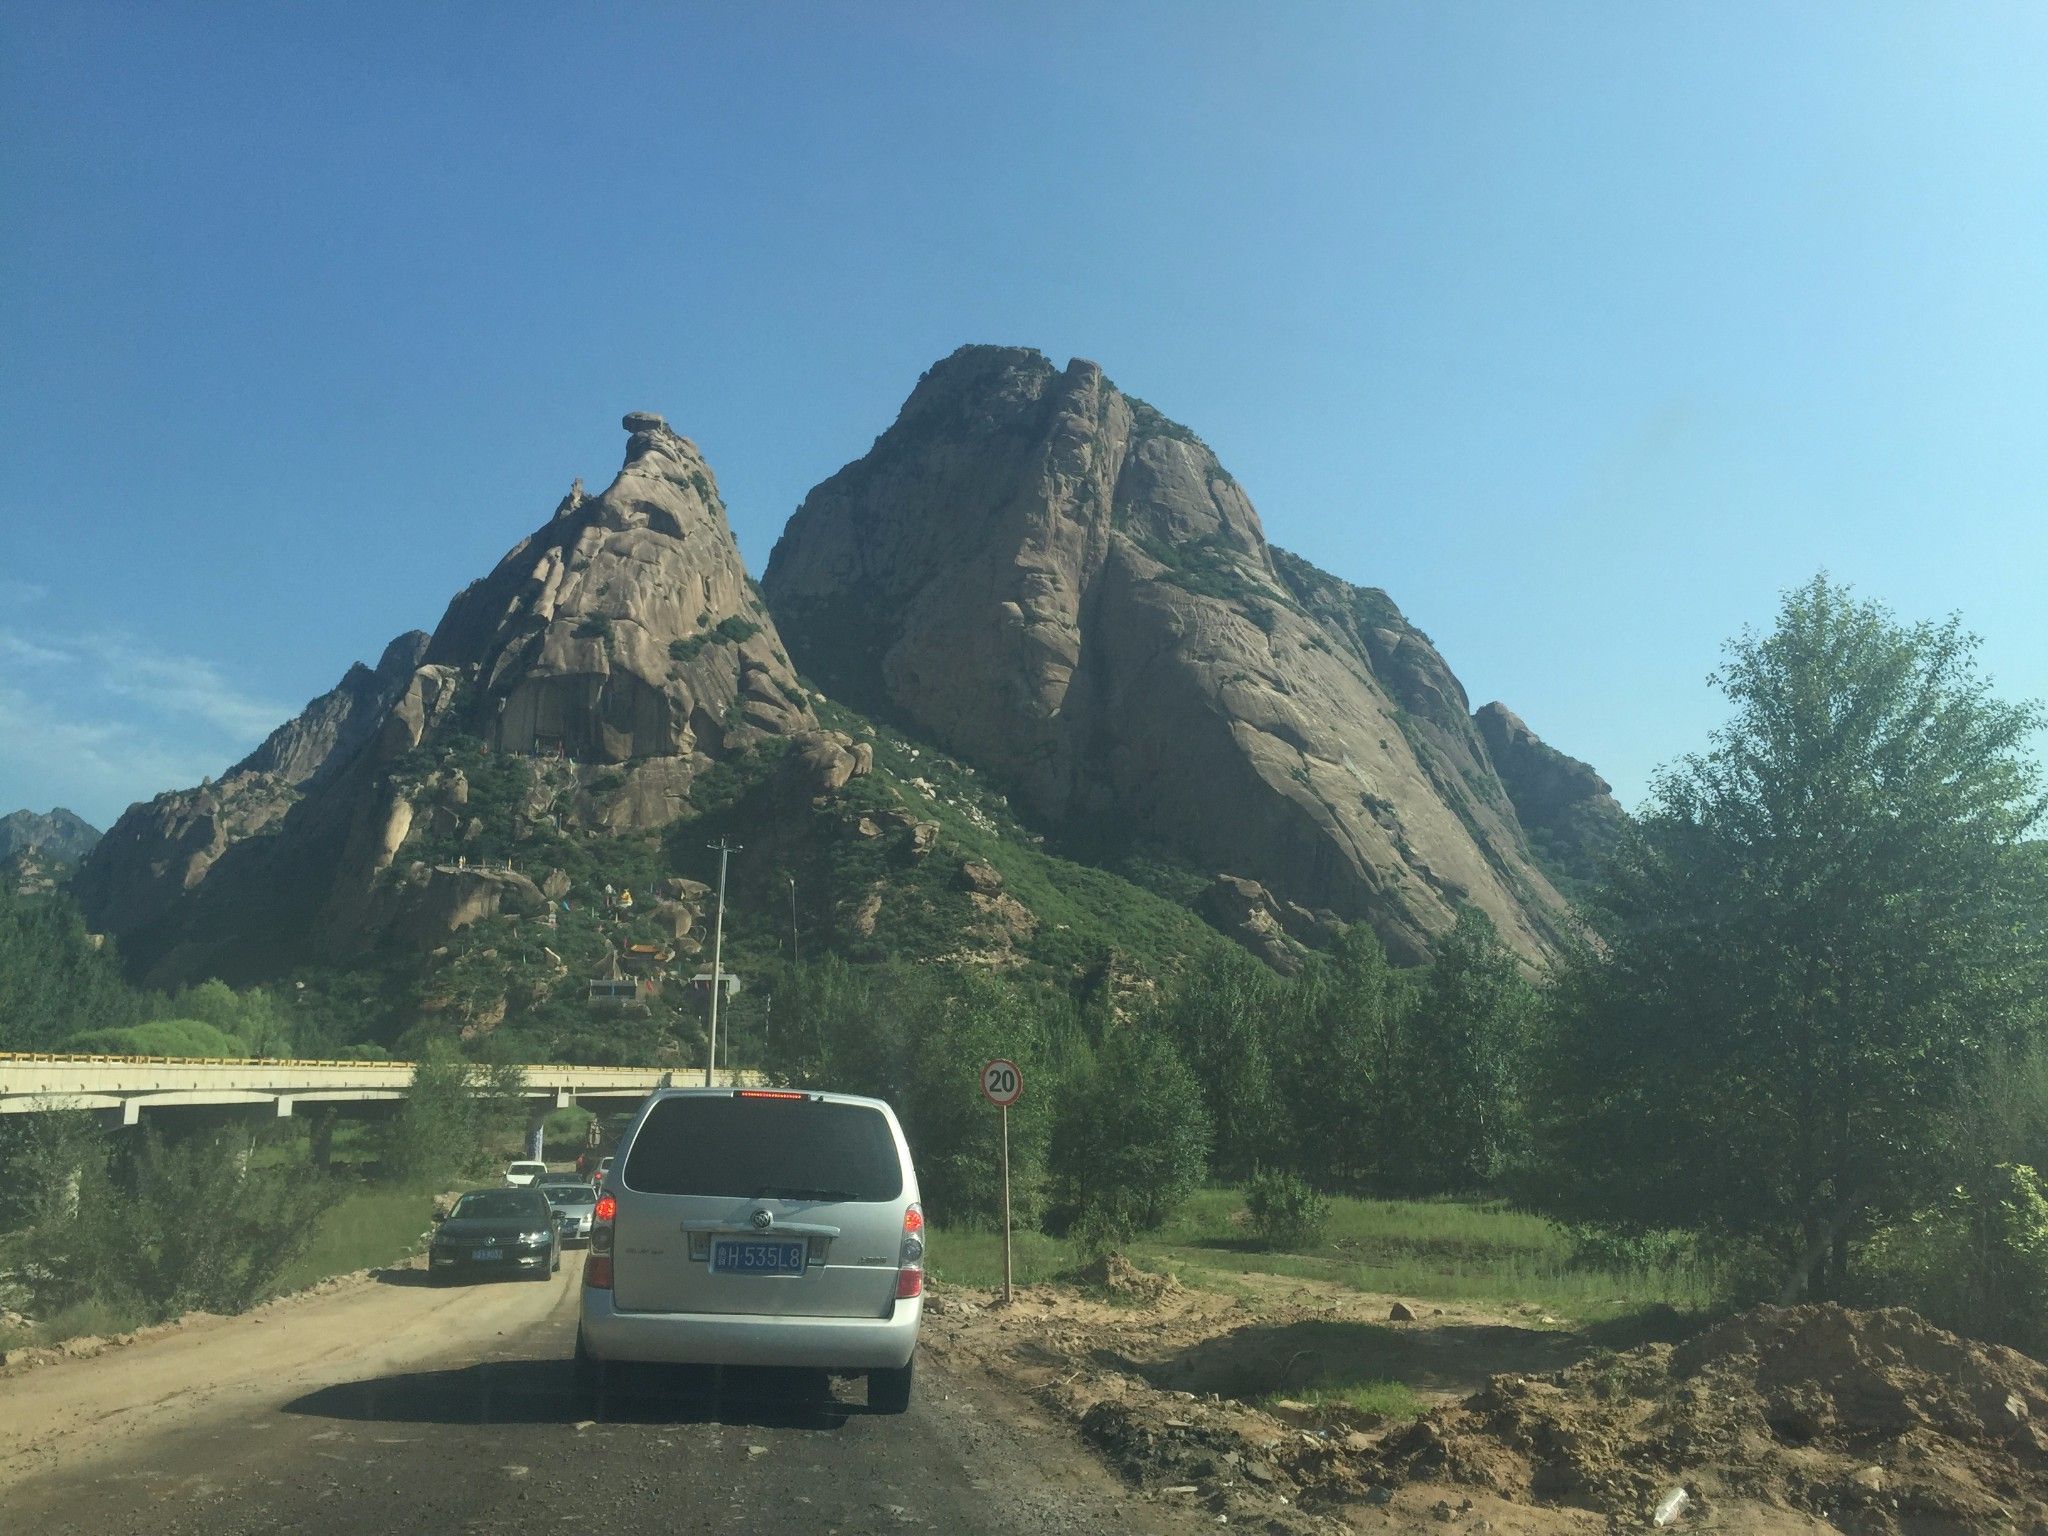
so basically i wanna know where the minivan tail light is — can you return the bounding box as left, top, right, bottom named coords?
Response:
left=896, top=1201, right=923, bottom=1301
left=586, top=1193, right=615, bottom=1289
left=737, top=1089, right=805, bottom=1100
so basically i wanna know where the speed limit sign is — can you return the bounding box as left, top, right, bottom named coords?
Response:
left=981, top=1058, right=1023, bottom=1107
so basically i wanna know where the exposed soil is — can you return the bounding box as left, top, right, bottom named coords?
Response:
left=925, top=1264, right=2048, bottom=1534
left=1382, top=1304, right=2048, bottom=1534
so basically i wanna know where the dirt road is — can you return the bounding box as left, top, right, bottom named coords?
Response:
left=0, top=1255, right=1190, bottom=1535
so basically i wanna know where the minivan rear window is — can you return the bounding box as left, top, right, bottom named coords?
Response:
left=622, top=1095, right=903, bottom=1202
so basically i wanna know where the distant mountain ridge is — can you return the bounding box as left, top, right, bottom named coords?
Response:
left=0, top=806, right=100, bottom=865
left=0, top=806, right=101, bottom=876
left=70, top=353, right=1627, bottom=1012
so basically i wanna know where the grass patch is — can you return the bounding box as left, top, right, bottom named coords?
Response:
left=936, top=1191, right=1711, bottom=1322
left=927, top=1226, right=1079, bottom=1289
left=268, top=1182, right=438, bottom=1295
left=1264, top=1377, right=1423, bottom=1420
left=1146, top=1188, right=1713, bottom=1321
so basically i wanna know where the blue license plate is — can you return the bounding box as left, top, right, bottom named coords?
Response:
left=712, top=1239, right=806, bottom=1276
left=470, top=1248, right=502, bottom=1262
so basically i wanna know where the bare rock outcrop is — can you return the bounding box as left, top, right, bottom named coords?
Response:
left=764, top=345, right=1582, bottom=963
left=1473, top=702, right=1627, bottom=886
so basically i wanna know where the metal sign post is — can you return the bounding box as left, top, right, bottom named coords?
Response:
left=980, top=1058, right=1023, bottom=1305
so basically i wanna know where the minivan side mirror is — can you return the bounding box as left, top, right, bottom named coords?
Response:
left=431, top=1209, right=445, bottom=1222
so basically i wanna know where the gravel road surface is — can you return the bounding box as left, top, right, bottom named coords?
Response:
left=1, top=1253, right=1187, bottom=1535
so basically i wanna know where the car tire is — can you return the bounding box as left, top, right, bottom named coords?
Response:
left=868, top=1360, right=913, bottom=1415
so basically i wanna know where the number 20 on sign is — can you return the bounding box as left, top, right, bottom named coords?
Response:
left=982, top=1058, right=1023, bottom=1303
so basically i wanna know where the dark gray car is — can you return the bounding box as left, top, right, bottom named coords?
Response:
left=537, top=1177, right=598, bottom=1245
left=429, top=1187, right=561, bottom=1282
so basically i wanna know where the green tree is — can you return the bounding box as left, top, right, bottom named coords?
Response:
left=381, top=1043, right=529, bottom=1182
left=1167, top=947, right=1285, bottom=1182
left=1533, top=576, right=2047, bottom=1300
left=1271, top=926, right=1405, bottom=1190
left=0, top=885, right=144, bottom=1050
left=1393, top=909, right=1538, bottom=1191
left=1047, top=1025, right=1210, bottom=1244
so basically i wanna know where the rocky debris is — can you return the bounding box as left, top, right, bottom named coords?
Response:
left=1077, top=1253, right=1179, bottom=1303
left=1378, top=1304, right=2048, bottom=1529
left=1473, top=702, right=1627, bottom=885
left=959, top=859, right=1004, bottom=894
left=850, top=886, right=885, bottom=938
left=1196, top=873, right=1338, bottom=975
left=1389, top=1302, right=1416, bottom=1322
left=763, top=344, right=1582, bottom=966
left=401, top=865, right=545, bottom=941
left=786, top=730, right=873, bottom=796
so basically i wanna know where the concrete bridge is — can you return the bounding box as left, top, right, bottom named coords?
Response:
left=0, top=1053, right=748, bottom=1156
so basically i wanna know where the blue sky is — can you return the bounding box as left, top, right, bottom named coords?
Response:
left=3, top=4, right=2045, bottom=829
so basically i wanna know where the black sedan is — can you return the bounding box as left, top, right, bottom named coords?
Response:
left=428, top=1187, right=561, bottom=1283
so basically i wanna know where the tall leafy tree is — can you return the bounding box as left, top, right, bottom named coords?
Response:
left=1395, top=909, right=1538, bottom=1191
left=1533, top=576, right=2047, bottom=1298
left=1273, top=926, right=1405, bottom=1189
left=1168, top=946, right=1286, bottom=1181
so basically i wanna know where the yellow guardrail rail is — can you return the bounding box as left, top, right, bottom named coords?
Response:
left=0, top=1052, right=672, bottom=1072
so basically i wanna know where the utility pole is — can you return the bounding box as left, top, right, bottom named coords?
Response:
left=788, top=875, right=800, bottom=964
left=705, top=838, right=741, bottom=1086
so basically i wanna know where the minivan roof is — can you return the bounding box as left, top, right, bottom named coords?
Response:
left=639, top=1085, right=895, bottom=1113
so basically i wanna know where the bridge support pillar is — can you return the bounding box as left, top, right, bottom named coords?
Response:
left=526, top=1106, right=547, bottom=1162
left=307, top=1108, right=336, bottom=1171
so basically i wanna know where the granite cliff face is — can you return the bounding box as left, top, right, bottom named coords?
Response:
left=1474, top=702, right=1628, bottom=887
left=234, top=631, right=431, bottom=785
left=77, top=415, right=816, bottom=981
left=763, top=345, right=1582, bottom=963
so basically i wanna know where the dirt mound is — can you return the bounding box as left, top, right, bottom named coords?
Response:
left=1380, top=1303, right=2048, bottom=1531
left=1074, top=1252, right=1179, bottom=1303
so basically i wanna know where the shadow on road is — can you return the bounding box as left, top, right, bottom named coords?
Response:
left=283, top=1358, right=861, bottom=1430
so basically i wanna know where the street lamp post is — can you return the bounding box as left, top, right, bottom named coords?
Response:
left=705, top=838, right=741, bottom=1085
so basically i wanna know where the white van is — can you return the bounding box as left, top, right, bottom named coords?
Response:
left=576, top=1087, right=924, bottom=1412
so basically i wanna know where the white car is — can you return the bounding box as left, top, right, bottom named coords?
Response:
left=503, top=1160, right=548, bottom=1187
left=577, top=1087, right=923, bottom=1413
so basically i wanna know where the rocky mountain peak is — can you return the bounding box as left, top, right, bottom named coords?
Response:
left=78, top=414, right=815, bottom=980
left=765, top=346, right=1586, bottom=964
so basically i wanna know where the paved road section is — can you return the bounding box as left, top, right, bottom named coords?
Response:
left=1, top=1255, right=1184, bottom=1535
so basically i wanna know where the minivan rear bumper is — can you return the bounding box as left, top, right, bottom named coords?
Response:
left=579, top=1289, right=921, bottom=1369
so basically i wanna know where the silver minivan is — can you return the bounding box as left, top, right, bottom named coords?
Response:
left=576, top=1087, right=924, bottom=1413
